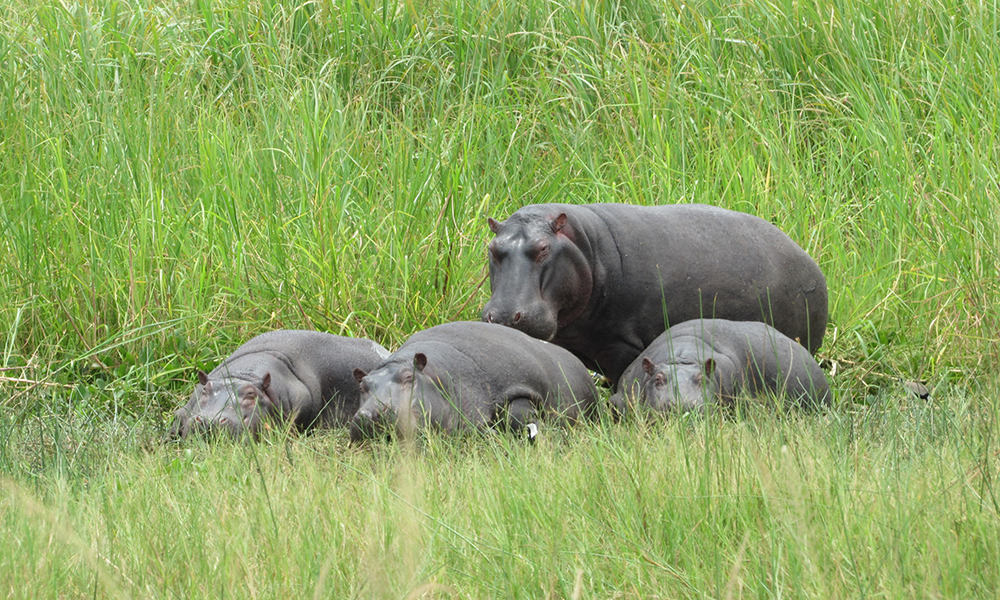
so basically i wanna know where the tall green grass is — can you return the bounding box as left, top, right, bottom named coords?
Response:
left=2, top=0, right=996, bottom=391
left=1, top=0, right=999, bottom=596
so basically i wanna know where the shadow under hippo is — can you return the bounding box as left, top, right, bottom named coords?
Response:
left=171, top=330, right=390, bottom=439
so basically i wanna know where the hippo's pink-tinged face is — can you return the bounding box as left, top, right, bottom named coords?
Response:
left=173, top=371, right=274, bottom=439
left=638, top=357, right=717, bottom=413
left=480, top=212, right=592, bottom=341
left=349, top=354, right=457, bottom=442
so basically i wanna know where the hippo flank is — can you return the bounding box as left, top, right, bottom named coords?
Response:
left=609, top=319, right=832, bottom=415
left=349, top=321, right=598, bottom=442
left=481, top=203, right=827, bottom=382
left=171, top=330, right=390, bottom=438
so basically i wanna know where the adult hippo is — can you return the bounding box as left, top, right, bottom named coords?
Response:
left=171, top=330, right=390, bottom=439
left=609, top=319, right=831, bottom=415
left=481, top=203, right=827, bottom=382
left=349, top=321, right=598, bottom=442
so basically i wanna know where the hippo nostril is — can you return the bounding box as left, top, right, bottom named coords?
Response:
left=194, top=415, right=204, bottom=423
left=350, top=416, right=375, bottom=443
left=219, top=417, right=229, bottom=425
left=513, top=311, right=522, bottom=323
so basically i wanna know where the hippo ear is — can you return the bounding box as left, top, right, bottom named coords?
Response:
left=641, top=357, right=655, bottom=376
left=550, top=213, right=568, bottom=234
left=488, top=217, right=501, bottom=234
left=260, top=372, right=271, bottom=391
left=413, top=353, right=428, bottom=372
left=197, top=370, right=209, bottom=386
left=703, top=358, right=716, bottom=377
left=353, top=368, right=367, bottom=383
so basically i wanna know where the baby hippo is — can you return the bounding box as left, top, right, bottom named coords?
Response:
left=349, top=321, right=598, bottom=442
left=609, top=319, right=831, bottom=416
left=171, top=330, right=389, bottom=439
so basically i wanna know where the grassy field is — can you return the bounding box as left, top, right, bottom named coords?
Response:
left=1, top=0, right=998, bottom=596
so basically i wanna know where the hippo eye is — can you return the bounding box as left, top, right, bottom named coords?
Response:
left=488, top=242, right=505, bottom=262
left=654, top=373, right=666, bottom=387
left=532, top=242, right=550, bottom=263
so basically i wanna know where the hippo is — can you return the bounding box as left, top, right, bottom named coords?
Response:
left=171, top=330, right=390, bottom=439
left=481, top=203, right=827, bottom=383
left=609, top=319, right=831, bottom=415
left=348, top=321, right=598, bottom=442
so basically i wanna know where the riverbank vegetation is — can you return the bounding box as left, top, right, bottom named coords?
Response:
left=1, top=0, right=997, bottom=596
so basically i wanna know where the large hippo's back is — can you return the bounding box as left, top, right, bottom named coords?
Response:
left=587, top=204, right=815, bottom=275
left=593, top=204, right=825, bottom=340
left=573, top=203, right=827, bottom=365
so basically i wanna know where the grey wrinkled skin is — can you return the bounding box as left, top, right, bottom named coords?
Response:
left=609, top=319, right=832, bottom=416
left=349, top=321, right=598, bottom=442
left=170, top=330, right=390, bottom=439
left=481, top=203, right=828, bottom=383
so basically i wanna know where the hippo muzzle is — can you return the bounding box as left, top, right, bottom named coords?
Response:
left=348, top=405, right=398, bottom=443
left=173, top=404, right=255, bottom=439
left=481, top=299, right=558, bottom=341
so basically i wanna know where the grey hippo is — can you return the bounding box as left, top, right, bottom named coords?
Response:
left=609, top=319, right=832, bottom=415
left=171, top=330, right=390, bottom=438
left=481, top=203, right=827, bottom=382
left=349, top=321, right=598, bottom=442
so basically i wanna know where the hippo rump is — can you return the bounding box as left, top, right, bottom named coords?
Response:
left=171, top=330, right=390, bottom=438
left=481, top=203, right=827, bottom=383
left=609, top=319, right=832, bottom=415
left=349, top=321, right=598, bottom=442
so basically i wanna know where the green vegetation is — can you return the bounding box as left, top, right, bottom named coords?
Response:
left=0, top=0, right=997, bottom=596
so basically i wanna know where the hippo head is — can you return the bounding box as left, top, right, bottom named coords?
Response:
left=625, top=357, right=718, bottom=414
left=349, top=353, right=458, bottom=442
left=481, top=211, right=593, bottom=341
left=171, top=370, right=275, bottom=439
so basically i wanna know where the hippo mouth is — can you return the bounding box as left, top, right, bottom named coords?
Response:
left=482, top=308, right=558, bottom=341
left=349, top=406, right=397, bottom=443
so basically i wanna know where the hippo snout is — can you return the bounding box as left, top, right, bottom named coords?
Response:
left=606, top=392, right=628, bottom=421
left=349, top=407, right=396, bottom=443
left=167, top=408, right=188, bottom=439
left=483, top=308, right=524, bottom=325
left=195, top=414, right=243, bottom=437
left=175, top=407, right=251, bottom=439
left=480, top=302, right=558, bottom=341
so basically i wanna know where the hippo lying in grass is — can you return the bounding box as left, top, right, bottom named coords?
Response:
left=171, top=330, right=390, bottom=439
left=609, top=319, right=831, bottom=416
left=482, top=203, right=828, bottom=382
left=349, top=321, right=598, bottom=442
